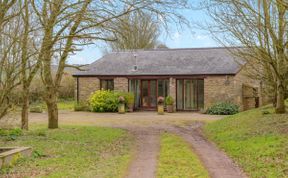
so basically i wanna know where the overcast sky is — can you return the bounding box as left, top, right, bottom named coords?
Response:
left=68, top=1, right=219, bottom=65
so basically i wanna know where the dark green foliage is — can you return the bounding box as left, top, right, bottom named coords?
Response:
left=207, top=102, right=239, bottom=115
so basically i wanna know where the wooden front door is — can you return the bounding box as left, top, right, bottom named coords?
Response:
left=141, top=80, right=157, bottom=109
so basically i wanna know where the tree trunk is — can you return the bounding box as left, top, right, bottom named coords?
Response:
left=275, top=81, right=286, bottom=114
left=21, top=91, right=29, bottom=130
left=46, top=97, right=59, bottom=129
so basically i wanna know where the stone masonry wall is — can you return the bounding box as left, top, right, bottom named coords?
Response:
left=77, top=77, right=100, bottom=102
left=234, top=67, right=262, bottom=110
left=204, top=68, right=262, bottom=111
left=204, top=75, right=239, bottom=110
left=114, top=77, right=128, bottom=92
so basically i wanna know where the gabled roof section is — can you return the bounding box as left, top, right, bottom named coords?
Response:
left=73, top=47, right=243, bottom=76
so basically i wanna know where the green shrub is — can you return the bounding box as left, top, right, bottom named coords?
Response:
left=89, top=90, right=120, bottom=112
left=74, top=102, right=90, bottom=112
left=165, top=96, right=174, bottom=105
left=88, top=90, right=135, bottom=112
left=30, top=106, right=43, bottom=113
left=207, top=102, right=239, bottom=115
left=126, top=92, right=134, bottom=105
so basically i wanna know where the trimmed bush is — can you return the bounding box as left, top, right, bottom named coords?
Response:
left=207, top=102, right=239, bottom=115
left=89, top=90, right=119, bottom=112
left=88, top=90, right=136, bottom=112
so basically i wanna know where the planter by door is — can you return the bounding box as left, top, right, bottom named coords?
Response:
left=167, top=105, right=174, bottom=113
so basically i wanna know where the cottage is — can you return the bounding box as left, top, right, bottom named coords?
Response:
left=73, top=47, right=263, bottom=111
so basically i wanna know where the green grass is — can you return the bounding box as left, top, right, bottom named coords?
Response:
left=30, top=99, right=75, bottom=111
left=157, top=133, right=209, bottom=178
left=0, top=125, right=133, bottom=178
left=204, top=105, right=288, bottom=178
left=56, top=99, right=75, bottom=110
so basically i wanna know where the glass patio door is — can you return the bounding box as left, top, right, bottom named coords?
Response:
left=141, top=80, right=157, bottom=108
left=176, top=79, right=204, bottom=110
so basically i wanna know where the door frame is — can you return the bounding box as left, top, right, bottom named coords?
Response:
left=140, top=79, right=158, bottom=109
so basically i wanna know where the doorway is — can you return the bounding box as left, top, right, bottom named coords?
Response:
left=141, top=80, right=157, bottom=108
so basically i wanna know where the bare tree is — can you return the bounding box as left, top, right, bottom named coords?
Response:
left=19, top=0, right=42, bottom=130
left=106, top=12, right=160, bottom=50
left=202, top=0, right=288, bottom=113
left=30, top=0, right=190, bottom=129
left=0, top=0, right=22, bottom=120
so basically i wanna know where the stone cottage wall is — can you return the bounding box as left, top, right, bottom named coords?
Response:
left=234, top=67, right=262, bottom=110
left=76, top=77, right=129, bottom=102
left=204, top=68, right=263, bottom=111
left=76, top=77, right=100, bottom=102
left=114, top=77, right=128, bottom=92
left=204, top=75, right=239, bottom=110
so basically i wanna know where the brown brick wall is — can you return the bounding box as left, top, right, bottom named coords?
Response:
left=76, top=77, right=100, bottom=101
left=114, top=77, right=128, bottom=92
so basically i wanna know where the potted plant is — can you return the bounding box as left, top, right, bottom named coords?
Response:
left=165, top=96, right=174, bottom=113
left=157, top=96, right=164, bottom=115
left=118, top=96, right=125, bottom=114
left=126, top=93, right=135, bottom=112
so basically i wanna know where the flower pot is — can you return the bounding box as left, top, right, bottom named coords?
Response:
left=127, top=104, right=134, bottom=112
left=158, top=105, right=164, bottom=115
left=167, top=105, right=174, bottom=113
left=118, top=104, right=125, bottom=114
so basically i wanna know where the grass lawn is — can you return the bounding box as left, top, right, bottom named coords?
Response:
left=204, top=105, right=288, bottom=178
left=157, top=133, right=209, bottom=178
left=30, top=99, right=75, bottom=111
left=0, top=125, right=134, bottom=178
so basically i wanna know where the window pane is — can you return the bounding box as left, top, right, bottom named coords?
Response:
left=101, top=79, right=114, bottom=90
left=165, top=80, right=169, bottom=97
left=107, top=80, right=114, bottom=90
left=197, top=80, right=204, bottom=109
left=135, top=80, right=140, bottom=108
left=150, top=80, right=157, bottom=107
left=158, top=80, right=164, bottom=97
left=101, top=80, right=107, bottom=90
left=129, top=79, right=140, bottom=108
left=158, top=80, right=169, bottom=99
left=176, top=80, right=183, bottom=110
left=142, top=81, right=149, bottom=107
left=184, top=80, right=194, bottom=110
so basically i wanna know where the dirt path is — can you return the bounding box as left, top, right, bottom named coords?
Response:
left=125, top=128, right=161, bottom=178
left=24, top=111, right=246, bottom=178
left=169, top=123, right=247, bottom=178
